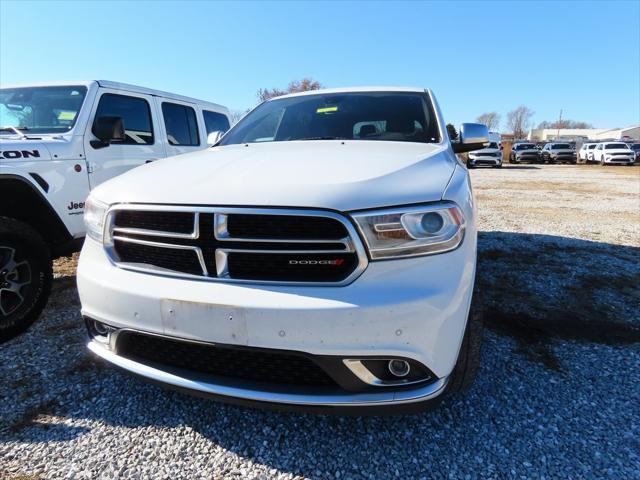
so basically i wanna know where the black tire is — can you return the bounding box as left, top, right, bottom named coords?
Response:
left=0, top=217, right=52, bottom=342
left=445, top=286, right=483, bottom=396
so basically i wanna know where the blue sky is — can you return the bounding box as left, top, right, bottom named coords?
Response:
left=1, top=0, right=638, bottom=131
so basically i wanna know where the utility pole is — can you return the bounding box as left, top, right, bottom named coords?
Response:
left=557, top=109, right=563, bottom=140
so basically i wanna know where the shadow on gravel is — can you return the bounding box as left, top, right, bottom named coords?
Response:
left=478, top=231, right=640, bottom=372
left=1, top=232, right=639, bottom=478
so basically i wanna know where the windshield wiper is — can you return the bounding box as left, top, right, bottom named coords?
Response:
left=296, top=136, right=350, bottom=141
left=0, top=126, right=29, bottom=138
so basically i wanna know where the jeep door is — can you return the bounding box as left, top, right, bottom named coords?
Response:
left=156, top=98, right=205, bottom=158
left=83, top=89, right=165, bottom=188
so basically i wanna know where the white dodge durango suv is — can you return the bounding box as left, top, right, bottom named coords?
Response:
left=77, top=87, right=489, bottom=413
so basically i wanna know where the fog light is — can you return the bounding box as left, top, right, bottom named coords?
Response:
left=388, top=359, right=410, bottom=377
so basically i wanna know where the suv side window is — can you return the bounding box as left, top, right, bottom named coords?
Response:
left=162, top=102, right=200, bottom=146
left=93, top=93, right=154, bottom=144
left=203, top=110, right=231, bottom=134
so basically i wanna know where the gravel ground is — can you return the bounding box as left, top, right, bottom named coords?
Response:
left=1, top=164, right=639, bottom=479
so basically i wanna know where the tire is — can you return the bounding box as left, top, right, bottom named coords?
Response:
left=0, top=217, right=52, bottom=342
left=445, top=286, right=484, bottom=396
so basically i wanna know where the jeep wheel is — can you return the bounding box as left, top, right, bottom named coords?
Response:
left=0, top=217, right=52, bottom=342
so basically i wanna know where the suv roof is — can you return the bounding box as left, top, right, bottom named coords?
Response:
left=0, top=80, right=228, bottom=112
left=273, top=86, right=428, bottom=100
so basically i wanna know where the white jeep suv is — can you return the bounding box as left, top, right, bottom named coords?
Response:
left=77, top=87, right=488, bottom=413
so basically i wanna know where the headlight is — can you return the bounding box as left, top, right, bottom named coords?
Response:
left=84, top=195, right=109, bottom=243
left=351, top=203, right=465, bottom=259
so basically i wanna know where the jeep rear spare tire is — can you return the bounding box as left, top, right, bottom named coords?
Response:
left=0, top=217, right=52, bottom=342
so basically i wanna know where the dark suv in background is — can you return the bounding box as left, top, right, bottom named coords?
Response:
left=629, top=143, right=640, bottom=163
left=509, top=143, right=541, bottom=164
left=540, top=143, right=577, bottom=164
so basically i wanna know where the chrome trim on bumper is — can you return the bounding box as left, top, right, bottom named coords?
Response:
left=88, top=340, right=448, bottom=407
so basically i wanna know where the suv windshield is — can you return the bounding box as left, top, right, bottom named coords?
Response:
left=0, top=86, right=87, bottom=134
left=551, top=144, right=571, bottom=149
left=486, top=142, right=499, bottom=149
left=219, top=92, right=440, bottom=146
left=516, top=144, right=536, bottom=150
left=605, top=143, right=628, bottom=149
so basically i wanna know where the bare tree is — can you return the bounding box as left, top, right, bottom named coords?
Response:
left=537, top=119, right=593, bottom=129
left=506, top=106, right=535, bottom=140
left=229, top=109, right=250, bottom=125
left=446, top=123, right=458, bottom=141
left=476, top=112, right=501, bottom=131
left=257, top=78, right=323, bottom=102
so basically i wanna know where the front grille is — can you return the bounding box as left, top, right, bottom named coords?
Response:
left=477, top=152, right=496, bottom=157
left=107, top=207, right=366, bottom=284
left=114, top=210, right=195, bottom=234
left=116, top=331, right=337, bottom=387
left=227, top=214, right=347, bottom=240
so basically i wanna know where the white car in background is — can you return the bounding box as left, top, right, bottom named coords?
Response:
left=467, top=141, right=502, bottom=168
left=592, top=142, right=635, bottom=165
left=578, top=143, right=598, bottom=163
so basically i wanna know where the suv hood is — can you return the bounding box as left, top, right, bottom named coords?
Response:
left=550, top=149, right=574, bottom=154
left=605, top=148, right=633, bottom=154
left=93, top=141, right=457, bottom=211
left=0, top=139, right=53, bottom=161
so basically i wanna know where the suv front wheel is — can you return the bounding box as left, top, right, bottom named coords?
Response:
left=0, top=217, right=52, bottom=342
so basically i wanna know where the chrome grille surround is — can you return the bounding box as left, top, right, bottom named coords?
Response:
left=103, top=204, right=369, bottom=286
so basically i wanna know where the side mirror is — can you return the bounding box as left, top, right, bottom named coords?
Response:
left=91, top=116, right=125, bottom=149
left=207, top=130, right=224, bottom=146
left=452, top=123, right=490, bottom=153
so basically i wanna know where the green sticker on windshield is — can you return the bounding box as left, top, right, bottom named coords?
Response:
left=316, top=106, right=338, bottom=114
left=58, top=111, right=76, bottom=121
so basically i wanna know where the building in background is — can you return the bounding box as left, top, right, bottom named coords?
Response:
left=527, top=126, right=639, bottom=142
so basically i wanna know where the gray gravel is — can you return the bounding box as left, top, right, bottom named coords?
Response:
left=1, top=164, right=639, bottom=479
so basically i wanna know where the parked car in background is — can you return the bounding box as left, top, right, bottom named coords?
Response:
left=0, top=80, right=230, bottom=340
left=467, top=141, right=502, bottom=168
left=578, top=143, right=598, bottom=163
left=509, top=142, right=541, bottom=164
left=592, top=142, right=635, bottom=165
left=77, top=87, right=489, bottom=413
left=540, top=143, right=576, bottom=164
left=628, top=143, right=640, bottom=163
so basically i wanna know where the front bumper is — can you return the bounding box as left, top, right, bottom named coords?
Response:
left=468, top=156, right=502, bottom=166
left=78, top=231, right=475, bottom=408
left=550, top=154, right=576, bottom=162
left=603, top=156, right=634, bottom=164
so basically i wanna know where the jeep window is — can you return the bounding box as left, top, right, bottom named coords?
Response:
left=203, top=110, right=231, bottom=134
left=588, top=144, right=597, bottom=149
left=551, top=144, right=571, bottom=149
left=605, top=143, right=628, bottom=149
left=94, top=94, right=154, bottom=145
left=487, top=142, right=499, bottom=149
left=162, top=102, right=200, bottom=146
left=219, top=92, right=440, bottom=146
left=0, top=86, right=87, bottom=134
left=516, top=143, right=536, bottom=150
